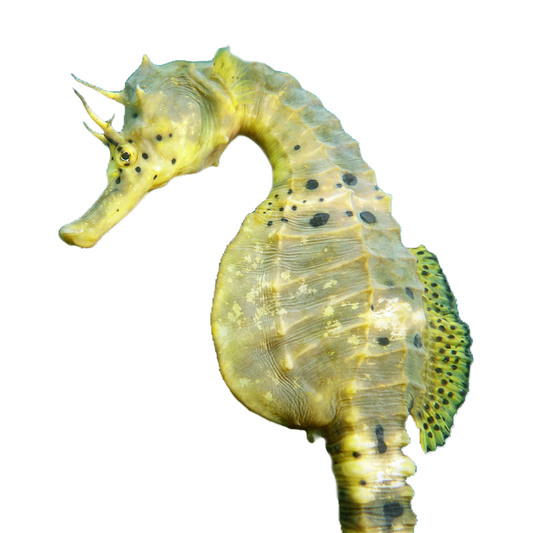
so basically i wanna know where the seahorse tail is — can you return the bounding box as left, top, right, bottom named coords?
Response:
left=324, top=408, right=417, bottom=532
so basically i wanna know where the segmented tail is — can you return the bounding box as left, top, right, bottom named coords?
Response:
left=324, top=404, right=417, bottom=532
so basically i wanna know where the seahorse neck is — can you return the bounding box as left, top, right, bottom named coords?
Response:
left=234, top=60, right=377, bottom=193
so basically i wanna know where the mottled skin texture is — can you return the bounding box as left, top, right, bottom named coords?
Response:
left=60, top=49, right=472, bottom=533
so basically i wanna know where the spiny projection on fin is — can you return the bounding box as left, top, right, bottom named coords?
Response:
left=409, top=245, right=473, bottom=452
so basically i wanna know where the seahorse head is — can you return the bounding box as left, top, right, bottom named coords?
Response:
left=60, top=54, right=238, bottom=248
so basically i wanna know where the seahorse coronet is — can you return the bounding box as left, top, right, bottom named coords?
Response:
left=59, top=48, right=472, bottom=533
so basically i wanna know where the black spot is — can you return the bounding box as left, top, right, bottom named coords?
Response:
left=115, top=177, right=121, bottom=184
left=135, top=167, right=141, bottom=173
left=309, top=213, right=329, bottom=227
left=359, top=480, right=366, bottom=486
left=336, top=183, right=342, bottom=188
left=133, top=113, right=138, bottom=118
left=352, top=451, right=361, bottom=458
left=375, top=425, right=387, bottom=454
left=377, top=337, right=390, bottom=346
left=291, top=205, right=297, bottom=211
left=435, top=368, right=443, bottom=374
left=360, top=211, right=376, bottom=224
left=279, top=207, right=284, bottom=211
left=169, top=133, right=173, bottom=137
left=294, top=145, right=300, bottom=150
left=342, top=173, right=357, bottom=186
left=417, top=250, right=424, bottom=255
left=153, top=175, right=157, bottom=180
left=346, top=210, right=353, bottom=217
left=437, top=388, right=444, bottom=394
left=156, top=135, right=162, bottom=141
left=319, top=198, right=324, bottom=202
left=306, top=179, right=319, bottom=190
left=172, top=158, right=176, bottom=165
left=281, top=217, right=288, bottom=222
left=383, top=502, right=403, bottom=521
left=287, top=189, right=293, bottom=194
left=267, top=221, right=273, bottom=227
left=405, top=287, right=414, bottom=299
left=142, top=153, right=148, bottom=159
left=414, top=334, right=423, bottom=348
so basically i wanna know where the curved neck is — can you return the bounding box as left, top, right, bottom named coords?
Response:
left=224, top=58, right=377, bottom=194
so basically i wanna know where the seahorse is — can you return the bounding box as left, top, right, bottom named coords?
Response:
left=59, top=48, right=472, bottom=533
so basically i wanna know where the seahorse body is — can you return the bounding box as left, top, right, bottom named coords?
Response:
left=60, top=49, right=472, bottom=532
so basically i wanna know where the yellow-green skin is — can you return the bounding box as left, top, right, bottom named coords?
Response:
left=60, top=49, right=472, bottom=533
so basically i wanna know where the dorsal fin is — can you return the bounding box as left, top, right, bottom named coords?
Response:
left=409, top=245, right=473, bottom=452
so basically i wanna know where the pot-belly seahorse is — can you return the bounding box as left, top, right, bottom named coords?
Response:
left=59, top=48, right=472, bottom=533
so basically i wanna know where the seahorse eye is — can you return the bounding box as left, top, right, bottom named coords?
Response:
left=114, top=144, right=138, bottom=167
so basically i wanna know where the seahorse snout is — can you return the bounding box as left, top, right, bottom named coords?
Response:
left=59, top=221, right=101, bottom=248
left=59, top=175, right=149, bottom=248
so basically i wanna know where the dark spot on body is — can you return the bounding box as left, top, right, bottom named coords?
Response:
left=306, top=179, right=319, bottom=190
left=310, top=213, right=329, bottom=227
left=294, top=145, right=300, bottom=150
left=292, top=205, right=297, bottom=211
left=377, top=337, right=390, bottom=346
left=359, top=480, right=366, bottom=486
left=346, top=210, right=353, bottom=217
left=287, top=189, right=293, bottom=194
left=352, top=451, right=361, bottom=458
left=153, top=175, right=157, bottom=180
left=267, top=221, right=273, bottom=227
left=336, top=183, right=342, bottom=188
left=405, top=287, right=414, bottom=299
left=342, top=173, right=357, bottom=186
left=169, top=133, right=172, bottom=137
left=279, top=207, right=284, bottom=211
left=319, top=198, right=324, bottom=202
left=360, top=211, right=376, bottom=224
left=414, top=334, right=423, bottom=348
left=383, top=502, right=403, bottom=522
left=172, top=158, right=176, bottom=164
left=156, top=135, right=162, bottom=141
left=281, top=217, right=288, bottom=222
left=142, top=153, right=148, bottom=159
left=375, top=425, right=387, bottom=454
left=115, top=177, right=121, bottom=184
left=133, top=113, right=138, bottom=118
left=135, top=167, right=141, bottom=173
